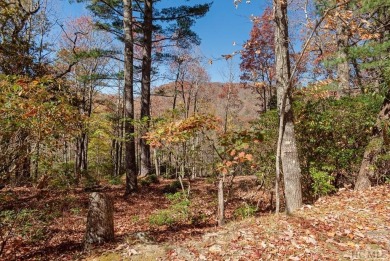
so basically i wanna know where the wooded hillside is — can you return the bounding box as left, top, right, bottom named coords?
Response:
left=0, top=0, right=389, bottom=259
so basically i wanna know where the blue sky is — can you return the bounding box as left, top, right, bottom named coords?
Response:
left=58, top=0, right=270, bottom=83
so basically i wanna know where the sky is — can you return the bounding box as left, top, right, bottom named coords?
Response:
left=57, top=0, right=271, bottom=84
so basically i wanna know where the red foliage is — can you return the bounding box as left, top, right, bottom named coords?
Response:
left=240, top=7, right=275, bottom=86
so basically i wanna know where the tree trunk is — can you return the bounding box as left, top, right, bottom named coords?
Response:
left=16, top=151, right=31, bottom=184
left=274, top=0, right=302, bottom=214
left=153, top=148, right=160, bottom=176
left=335, top=11, right=350, bottom=94
left=172, top=62, right=181, bottom=111
left=352, top=58, right=363, bottom=90
left=14, top=130, right=31, bottom=184
left=355, top=88, right=390, bottom=190
left=123, top=0, right=137, bottom=195
left=84, top=192, right=114, bottom=246
left=75, top=132, right=88, bottom=183
left=114, top=82, right=123, bottom=177
left=217, top=177, right=225, bottom=226
left=281, top=114, right=302, bottom=213
left=140, top=0, right=153, bottom=177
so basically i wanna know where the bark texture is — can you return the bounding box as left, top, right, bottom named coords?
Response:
left=217, top=178, right=225, bottom=226
left=75, top=132, right=88, bottom=182
left=274, top=0, right=302, bottom=214
left=335, top=9, right=350, bottom=94
left=85, top=192, right=114, bottom=245
left=140, top=0, right=153, bottom=176
left=123, top=0, right=137, bottom=194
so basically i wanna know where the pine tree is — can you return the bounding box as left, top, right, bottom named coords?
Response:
left=81, top=0, right=211, bottom=178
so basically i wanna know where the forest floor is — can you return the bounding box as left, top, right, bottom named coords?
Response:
left=0, top=177, right=389, bottom=260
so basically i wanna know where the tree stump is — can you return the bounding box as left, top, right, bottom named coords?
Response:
left=84, top=192, right=114, bottom=246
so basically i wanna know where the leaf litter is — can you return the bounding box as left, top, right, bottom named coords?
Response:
left=0, top=180, right=389, bottom=260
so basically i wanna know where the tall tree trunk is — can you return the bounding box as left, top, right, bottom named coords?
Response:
left=335, top=10, right=350, bottom=94
left=75, top=132, right=88, bottom=183
left=34, top=139, right=40, bottom=181
left=217, top=177, right=225, bottom=226
left=153, top=148, right=160, bottom=176
left=172, top=61, right=182, bottom=112
left=274, top=0, right=302, bottom=214
left=123, top=0, right=137, bottom=195
left=112, top=87, right=122, bottom=177
left=355, top=88, right=390, bottom=190
left=180, top=81, right=188, bottom=118
left=140, top=0, right=153, bottom=176
left=193, top=82, right=200, bottom=115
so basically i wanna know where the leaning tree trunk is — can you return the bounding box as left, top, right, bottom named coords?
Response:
left=139, top=0, right=153, bottom=177
left=355, top=88, right=390, bottom=190
left=84, top=192, right=114, bottom=246
left=123, top=0, right=137, bottom=195
left=274, top=0, right=302, bottom=214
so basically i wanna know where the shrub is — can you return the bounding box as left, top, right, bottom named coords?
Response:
left=0, top=209, right=53, bottom=244
left=48, top=163, right=77, bottom=189
left=140, top=179, right=151, bottom=187
left=162, top=180, right=183, bottom=194
left=149, top=210, right=176, bottom=226
left=233, top=203, right=257, bottom=220
left=249, top=110, right=279, bottom=191
left=295, top=94, right=382, bottom=189
left=310, top=167, right=336, bottom=197
left=140, top=174, right=160, bottom=187
left=147, top=174, right=160, bottom=184
left=108, top=175, right=123, bottom=185
left=149, top=192, right=190, bottom=226
left=249, top=93, right=382, bottom=198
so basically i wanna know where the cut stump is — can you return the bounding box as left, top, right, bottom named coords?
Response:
left=84, top=192, right=114, bottom=246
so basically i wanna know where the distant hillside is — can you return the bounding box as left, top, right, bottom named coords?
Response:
left=148, top=82, right=262, bottom=125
